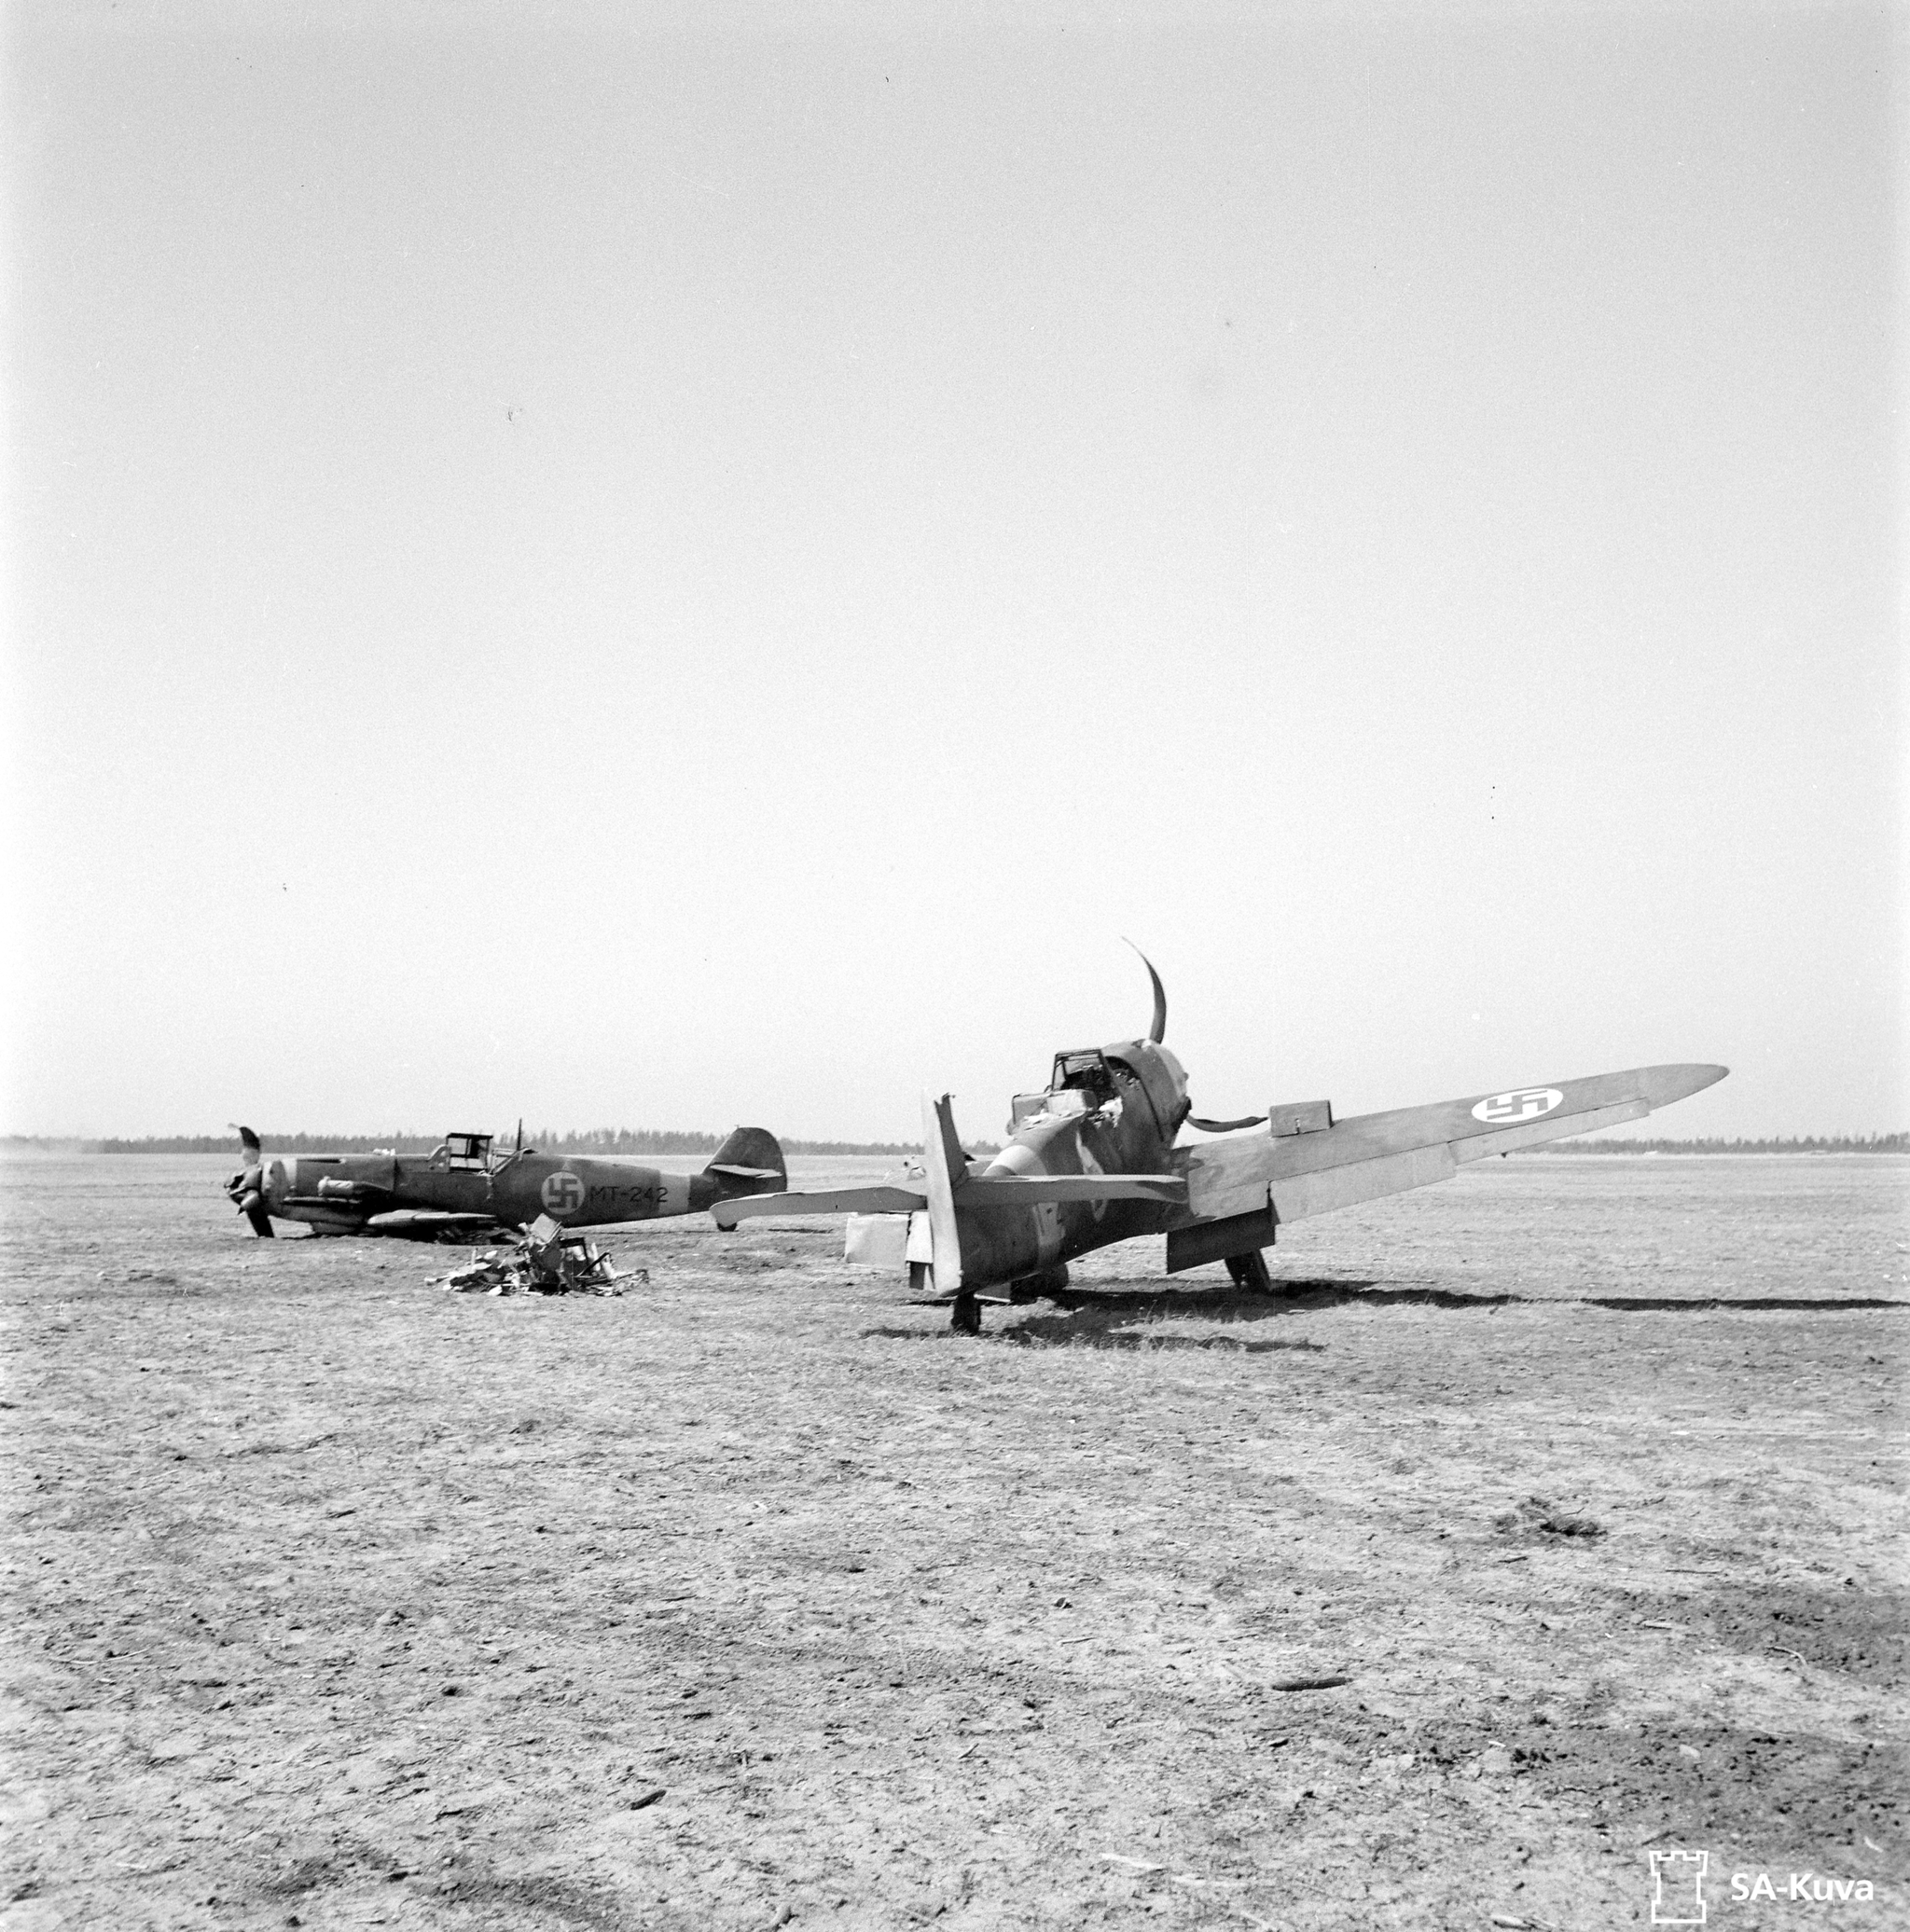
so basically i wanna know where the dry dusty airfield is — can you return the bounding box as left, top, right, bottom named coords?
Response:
left=2, top=1152, right=1904, bottom=1932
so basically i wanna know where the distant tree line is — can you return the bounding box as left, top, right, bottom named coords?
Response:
left=1522, top=1133, right=1907, bottom=1155
left=7, top=1128, right=1899, bottom=1158
left=21, top=1128, right=923, bottom=1157
left=522, top=1129, right=924, bottom=1157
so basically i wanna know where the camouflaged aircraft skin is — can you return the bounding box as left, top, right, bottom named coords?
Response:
left=713, top=954, right=1726, bottom=1332
left=225, top=1125, right=785, bottom=1239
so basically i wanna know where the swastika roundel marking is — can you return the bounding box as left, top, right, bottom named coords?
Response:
left=541, top=1170, right=586, bottom=1215
left=1471, top=1087, right=1564, bottom=1125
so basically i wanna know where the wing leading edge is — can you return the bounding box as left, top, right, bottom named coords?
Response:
left=1167, top=1062, right=1727, bottom=1272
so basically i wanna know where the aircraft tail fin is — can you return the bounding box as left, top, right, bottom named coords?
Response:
left=922, top=1093, right=966, bottom=1293
left=701, top=1126, right=787, bottom=1197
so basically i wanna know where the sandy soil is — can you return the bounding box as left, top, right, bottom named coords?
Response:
left=2, top=1153, right=1903, bottom=1932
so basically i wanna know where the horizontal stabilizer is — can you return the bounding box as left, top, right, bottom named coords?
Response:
left=960, top=1173, right=1186, bottom=1208
left=713, top=1183, right=927, bottom=1229
left=713, top=1163, right=1189, bottom=1228
left=706, top=1163, right=781, bottom=1182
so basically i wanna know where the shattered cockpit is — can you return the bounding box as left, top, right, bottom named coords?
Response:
left=1009, top=1036, right=1191, bottom=1141
left=1008, top=1050, right=1120, bottom=1131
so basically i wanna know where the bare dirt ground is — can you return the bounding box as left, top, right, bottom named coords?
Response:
left=2, top=1153, right=1903, bottom=1932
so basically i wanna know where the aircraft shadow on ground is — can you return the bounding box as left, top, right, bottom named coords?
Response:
left=1268, top=1284, right=1908, bottom=1315
left=863, top=1278, right=1906, bottom=1349
left=865, top=1279, right=1372, bottom=1351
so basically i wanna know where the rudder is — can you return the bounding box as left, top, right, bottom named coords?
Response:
left=703, top=1127, right=786, bottom=1196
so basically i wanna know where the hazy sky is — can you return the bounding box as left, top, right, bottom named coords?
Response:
left=5, top=0, right=1903, bottom=1142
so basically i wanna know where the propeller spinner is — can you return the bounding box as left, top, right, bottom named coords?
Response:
left=225, top=1123, right=275, bottom=1237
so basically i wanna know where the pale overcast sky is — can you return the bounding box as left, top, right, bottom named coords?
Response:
left=5, top=1, right=1903, bottom=1142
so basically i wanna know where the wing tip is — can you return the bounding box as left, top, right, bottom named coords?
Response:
left=1644, top=1062, right=1730, bottom=1104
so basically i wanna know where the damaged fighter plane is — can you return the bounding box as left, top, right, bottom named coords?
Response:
left=714, top=954, right=1726, bottom=1332
left=225, top=1125, right=785, bottom=1240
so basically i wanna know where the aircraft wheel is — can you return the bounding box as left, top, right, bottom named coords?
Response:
left=1225, top=1249, right=1275, bottom=1293
left=950, top=1291, right=983, bottom=1335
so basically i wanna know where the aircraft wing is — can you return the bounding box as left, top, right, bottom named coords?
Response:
left=713, top=1184, right=928, bottom=1229
left=1169, top=1063, right=1726, bottom=1269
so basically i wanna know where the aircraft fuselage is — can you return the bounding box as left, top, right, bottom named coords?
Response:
left=945, top=1034, right=1190, bottom=1290
left=228, top=1126, right=785, bottom=1239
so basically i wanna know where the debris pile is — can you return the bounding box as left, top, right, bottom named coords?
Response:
left=433, top=1216, right=643, bottom=1296
left=1493, top=1495, right=1606, bottom=1540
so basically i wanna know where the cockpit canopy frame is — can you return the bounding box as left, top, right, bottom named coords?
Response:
left=442, top=1132, right=493, bottom=1171
left=1050, top=1048, right=1117, bottom=1103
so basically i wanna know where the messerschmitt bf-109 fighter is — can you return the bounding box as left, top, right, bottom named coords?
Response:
left=715, top=954, right=1726, bottom=1333
left=225, top=1125, right=786, bottom=1239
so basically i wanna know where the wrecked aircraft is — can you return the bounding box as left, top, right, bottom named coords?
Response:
left=434, top=1216, right=633, bottom=1295
left=225, top=1125, right=785, bottom=1239
left=714, top=954, right=1727, bottom=1332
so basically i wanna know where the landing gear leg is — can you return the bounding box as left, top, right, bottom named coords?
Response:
left=1225, top=1249, right=1276, bottom=1293
left=950, top=1291, right=983, bottom=1335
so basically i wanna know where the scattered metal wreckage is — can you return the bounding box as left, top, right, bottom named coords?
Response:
left=224, top=1123, right=785, bottom=1239
left=716, top=950, right=1728, bottom=1333
left=433, top=1216, right=641, bottom=1296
